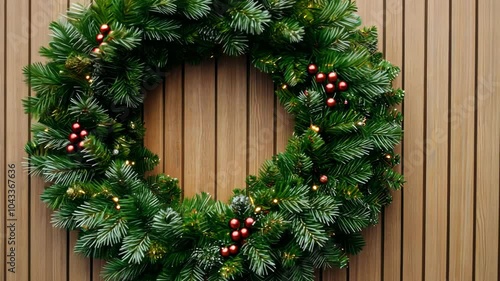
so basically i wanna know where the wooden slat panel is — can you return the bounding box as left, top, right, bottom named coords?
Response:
left=448, top=0, right=476, bottom=280
left=164, top=67, right=183, bottom=184
left=424, top=0, right=450, bottom=280
left=323, top=268, right=347, bottom=281
left=92, top=259, right=106, bottom=281
left=144, top=73, right=165, bottom=175
left=29, top=0, right=68, bottom=280
left=275, top=102, right=294, bottom=153
left=348, top=1, right=384, bottom=280
left=5, top=0, right=30, bottom=280
left=402, top=0, right=426, bottom=280
left=183, top=60, right=216, bottom=197
left=216, top=56, right=247, bottom=202
left=69, top=232, right=91, bottom=281
left=0, top=0, right=6, bottom=276
left=475, top=0, right=500, bottom=280
left=383, top=1, right=404, bottom=280
left=248, top=67, right=274, bottom=176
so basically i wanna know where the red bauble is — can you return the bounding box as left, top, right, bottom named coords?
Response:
left=315, top=73, right=326, bottom=83
left=326, top=98, right=336, bottom=107
left=72, top=123, right=81, bottom=132
left=244, top=217, right=255, bottom=228
left=80, top=130, right=88, bottom=138
left=307, top=64, right=318, bottom=75
left=96, top=34, right=105, bottom=44
left=229, top=218, right=240, bottom=230
left=67, top=145, right=75, bottom=153
left=338, top=81, right=348, bottom=91
left=229, top=244, right=239, bottom=255
left=320, top=175, right=328, bottom=183
left=328, top=72, right=338, bottom=83
left=78, top=141, right=86, bottom=149
left=100, top=24, right=111, bottom=35
left=69, top=133, right=79, bottom=143
left=325, top=83, right=335, bottom=93
left=220, top=247, right=230, bottom=257
left=231, top=230, right=241, bottom=242
left=240, top=228, right=250, bottom=239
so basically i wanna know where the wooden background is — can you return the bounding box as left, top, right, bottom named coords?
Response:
left=1, top=0, right=499, bottom=280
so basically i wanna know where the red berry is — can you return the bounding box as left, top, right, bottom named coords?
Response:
left=69, top=133, right=79, bottom=143
left=231, top=230, right=241, bottom=242
left=100, top=24, right=111, bottom=35
left=80, top=130, right=88, bottom=138
left=338, top=81, right=348, bottom=91
left=229, top=245, right=239, bottom=255
left=92, top=47, right=100, bottom=54
left=325, top=83, right=335, bottom=94
left=72, top=123, right=81, bottom=132
left=229, top=218, right=240, bottom=230
left=326, top=98, right=336, bottom=107
left=66, top=145, right=75, bottom=153
left=315, top=73, right=326, bottom=83
left=96, top=34, right=105, bottom=44
left=240, top=228, right=250, bottom=239
left=78, top=141, right=86, bottom=149
left=244, top=217, right=255, bottom=228
left=220, top=247, right=230, bottom=257
left=320, top=175, right=328, bottom=183
left=328, top=72, right=338, bottom=83
left=307, top=64, right=318, bottom=75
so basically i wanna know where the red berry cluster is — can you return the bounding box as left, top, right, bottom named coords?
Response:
left=220, top=217, right=255, bottom=258
left=307, top=64, right=349, bottom=108
left=92, top=24, right=112, bottom=55
left=67, top=123, right=88, bottom=153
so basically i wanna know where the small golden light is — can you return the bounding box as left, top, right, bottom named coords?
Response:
left=272, top=199, right=279, bottom=204
left=85, top=75, right=91, bottom=80
left=385, top=154, right=392, bottom=159
left=281, top=84, right=288, bottom=89
left=255, top=206, right=262, bottom=213
left=112, top=197, right=119, bottom=203
left=312, top=185, right=319, bottom=191
left=125, top=160, right=130, bottom=165
left=115, top=204, right=121, bottom=210
left=310, top=125, right=320, bottom=133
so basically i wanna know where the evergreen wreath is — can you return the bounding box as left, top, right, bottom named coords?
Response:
left=24, top=0, right=405, bottom=280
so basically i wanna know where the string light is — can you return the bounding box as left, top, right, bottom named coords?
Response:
left=312, top=185, right=319, bottom=191
left=310, top=125, right=320, bottom=132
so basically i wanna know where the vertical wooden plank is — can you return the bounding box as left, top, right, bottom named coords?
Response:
left=448, top=0, right=476, bottom=280
left=144, top=74, right=165, bottom=175
left=67, top=0, right=93, bottom=278
left=424, top=0, right=450, bottom=280
left=217, top=57, right=249, bottom=198
left=0, top=0, right=6, bottom=276
left=216, top=56, right=247, bottom=202
left=183, top=60, right=216, bottom=197
left=323, top=268, right=347, bottom=281
left=383, top=0, right=404, bottom=280
left=69, top=231, right=91, bottom=281
left=164, top=67, right=183, bottom=184
left=348, top=1, right=384, bottom=280
left=475, top=0, right=500, bottom=280
left=5, top=0, right=29, bottom=280
left=275, top=102, right=294, bottom=153
left=248, top=67, right=274, bottom=176
left=402, top=0, right=425, bottom=280
left=92, top=259, right=106, bottom=281
left=29, top=0, right=68, bottom=280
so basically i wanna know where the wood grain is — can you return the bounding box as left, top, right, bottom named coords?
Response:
left=164, top=67, right=184, bottom=184
left=5, top=0, right=30, bottom=280
left=144, top=70, right=165, bottom=176
left=424, top=0, right=450, bottom=280
left=383, top=0, right=404, bottom=280
left=248, top=67, right=275, bottom=176
left=29, top=0, right=68, bottom=280
left=475, top=0, right=500, bottom=280
left=0, top=0, right=6, bottom=276
left=69, top=232, right=91, bottom=281
left=216, top=56, right=248, bottom=202
left=402, top=0, right=426, bottom=280
left=347, top=1, right=384, bottom=280
left=183, top=60, right=216, bottom=197
left=448, top=0, right=476, bottom=280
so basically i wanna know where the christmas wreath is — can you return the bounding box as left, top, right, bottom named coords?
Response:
left=24, top=0, right=404, bottom=280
